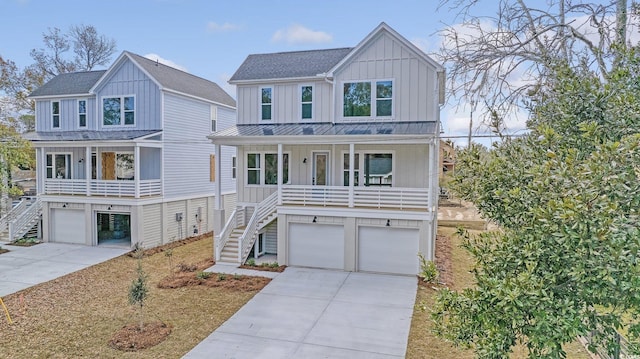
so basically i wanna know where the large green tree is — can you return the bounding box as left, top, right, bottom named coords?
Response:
left=433, top=53, right=640, bottom=357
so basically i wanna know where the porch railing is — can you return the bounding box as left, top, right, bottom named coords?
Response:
left=9, top=198, right=42, bottom=242
left=215, top=207, right=242, bottom=261
left=0, top=198, right=28, bottom=233
left=281, top=185, right=430, bottom=211
left=238, top=191, right=278, bottom=264
left=43, top=179, right=162, bottom=197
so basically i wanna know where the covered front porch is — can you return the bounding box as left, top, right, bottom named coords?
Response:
left=31, top=131, right=163, bottom=198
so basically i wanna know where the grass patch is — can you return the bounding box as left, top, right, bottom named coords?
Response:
left=407, top=226, right=592, bottom=358
left=0, top=233, right=268, bottom=358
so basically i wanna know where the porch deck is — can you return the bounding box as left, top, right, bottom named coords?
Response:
left=43, top=179, right=162, bottom=197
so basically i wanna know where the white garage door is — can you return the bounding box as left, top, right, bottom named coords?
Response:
left=358, top=226, right=419, bottom=275
left=289, top=223, right=344, bottom=270
left=51, top=209, right=86, bottom=244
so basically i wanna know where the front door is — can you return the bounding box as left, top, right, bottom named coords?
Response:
left=312, top=152, right=328, bottom=186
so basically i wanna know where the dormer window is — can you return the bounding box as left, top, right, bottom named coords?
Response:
left=261, top=87, right=272, bottom=120
left=78, top=100, right=87, bottom=127
left=343, top=80, right=393, bottom=118
left=52, top=101, right=60, bottom=128
left=103, top=96, right=135, bottom=126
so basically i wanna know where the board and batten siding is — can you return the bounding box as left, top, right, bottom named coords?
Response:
left=143, top=203, right=163, bottom=248
left=35, top=98, right=97, bottom=132
left=236, top=81, right=332, bottom=125
left=94, top=59, right=161, bottom=131
left=334, top=32, right=439, bottom=123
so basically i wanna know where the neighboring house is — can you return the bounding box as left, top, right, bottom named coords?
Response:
left=14, top=51, right=237, bottom=248
left=440, top=139, right=456, bottom=177
left=209, top=23, right=445, bottom=275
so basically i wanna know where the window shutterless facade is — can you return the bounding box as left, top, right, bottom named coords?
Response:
left=231, top=156, right=237, bottom=179
left=78, top=99, right=87, bottom=127
left=46, top=153, right=71, bottom=179
left=211, top=105, right=217, bottom=132
left=52, top=101, right=60, bottom=128
left=342, top=152, right=393, bottom=186
left=103, top=96, right=135, bottom=126
left=301, top=85, right=313, bottom=120
left=261, top=87, right=272, bottom=120
left=247, top=152, right=289, bottom=185
left=343, top=80, right=393, bottom=118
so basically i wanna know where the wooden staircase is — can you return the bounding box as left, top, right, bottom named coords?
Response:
left=0, top=198, right=42, bottom=243
left=217, top=227, right=245, bottom=264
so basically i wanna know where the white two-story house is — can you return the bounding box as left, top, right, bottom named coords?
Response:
left=210, top=23, right=444, bottom=275
left=22, top=51, right=237, bottom=248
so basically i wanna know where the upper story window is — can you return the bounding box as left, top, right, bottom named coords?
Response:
left=247, top=152, right=289, bottom=185
left=46, top=153, right=71, bottom=179
left=78, top=100, right=87, bottom=128
left=103, top=96, right=135, bottom=126
left=231, top=156, right=237, bottom=179
left=52, top=101, right=60, bottom=128
left=301, top=85, right=313, bottom=120
left=261, top=87, right=272, bottom=120
left=343, top=80, right=393, bottom=118
left=211, top=105, right=218, bottom=132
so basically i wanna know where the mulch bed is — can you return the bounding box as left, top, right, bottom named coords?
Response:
left=7, top=240, right=41, bottom=247
left=239, top=264, right=286, bottom=272
left=129, top=232, right=212, bottom=257
left=108, top=322, right=172, bottom=351
left=0, top=247, right=9, bottom=254
left=430, top=234, right=453, bottom=286
left=157, top=258, right=271, bottom=292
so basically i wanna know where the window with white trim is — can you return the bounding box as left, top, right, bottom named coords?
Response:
left=301, top=85, right=313, bottom=120
left=78, top=99, right=87, bottom=127
left=343, top=80, right=393, bottom=118
left=246, top=152, right=289, bottom=185
left=211, top=105, right=218, bottom=132
left=231, top=156, right=237, bottom=179
left=52, top=101, right=60, bottom=128
left=103, top=96, right=135, bottom=126
left=261, top=87, right=272, bottom=120
left=342, top=152, right=393, bottom=187
left=46, top=153, right=71, bottom=179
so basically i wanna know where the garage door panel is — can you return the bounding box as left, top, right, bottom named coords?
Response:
left=289, top=223, right=344, bottom=270
left=358, top=227, right=419, bottom=275
left=51, top=209, right=86, bottom=244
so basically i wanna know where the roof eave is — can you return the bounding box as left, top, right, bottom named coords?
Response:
left=90, top=51, right=163, bottom=94
left=229, top=74, right=328, bottom=85
left=28, top=93, right=94, bottom=100
left=208, top=133, right=436, bottom=146
left=162, top=88, right=236, bottom=109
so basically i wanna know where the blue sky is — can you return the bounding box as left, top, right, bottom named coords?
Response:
left=1, top=0, right=496, bottom=143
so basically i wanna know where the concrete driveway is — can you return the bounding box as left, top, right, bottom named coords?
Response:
left=184, top=267, right=417, bottom=358
left=0, top=242, right=129, bottom=297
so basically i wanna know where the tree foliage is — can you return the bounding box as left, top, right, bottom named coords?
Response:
left=437, top=0, right=635, bottom=127
left=433, top=52, right=640, bottom=358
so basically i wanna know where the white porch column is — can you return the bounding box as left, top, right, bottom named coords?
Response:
left=348, top=143, right=355, bottom=207
left=277, top=143, right=283, bottom=205
left=212, top=144, right=224, bottom=239
left=134, top=145, right=140, bottom=198
left=427, top=139, right=437, bottom=213
left=85, top=146, right=91, bottom=196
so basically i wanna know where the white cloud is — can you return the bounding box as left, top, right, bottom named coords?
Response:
left=206, top=21, right=241, bottom=33
left=271, top=24, right=332, bottom=45
left=143, top=54, right=188, bottom=72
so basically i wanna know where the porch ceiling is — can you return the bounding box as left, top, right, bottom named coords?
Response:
left=209, top=122, right=438, bottom=145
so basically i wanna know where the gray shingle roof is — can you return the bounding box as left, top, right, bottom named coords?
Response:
left=126, top=52, right=235, bottom=107
left=211, top=122, right=437, bottom=138
left=29, top=71, right=106, bottom=97
left=23, top=130, right=161, bottom=142
left=229, top=47, right=353, bottom=82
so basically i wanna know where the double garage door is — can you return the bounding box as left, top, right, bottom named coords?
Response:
left=288, top=223, right=419, bottom=275
left=50, top=209, right=86, bottom=244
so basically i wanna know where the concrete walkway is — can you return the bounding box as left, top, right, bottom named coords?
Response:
left=184, top=267, right=417, bottom=358
left=0, top=242, right=129, bottom=297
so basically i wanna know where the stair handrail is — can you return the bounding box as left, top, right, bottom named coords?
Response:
left=9, top=198, right=42, bottom=242
left=238, top=192, right=278, bottom=264
left=0, top=199, right=28, bottom=233
left=215, top=207, right=240, bottom=261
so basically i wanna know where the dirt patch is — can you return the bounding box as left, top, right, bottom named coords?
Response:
left=0, top=247, right=9, bottom=254
left=434, top=234, right=453, bottom=286
left=109, top=321, right=172, bottom=351
left=129, top=232, right=212, bottom=257
left=239, top=264, right=286, bottom=272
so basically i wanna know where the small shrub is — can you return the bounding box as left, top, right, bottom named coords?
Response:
left=246, top=258, right=256, bottom=267
left=176, top=262, right=198, bottom=272
left=217, top=273, right=227, bottom=281
left=128, top=246, right=149, bottom=330
left=196, top=271, right=211, bottom=280
left=418, top=253, right=439, bottom=283
left=269, top=262, right=279, bottom=268
left=165, top=249, right=174, bottom=276
left=233, top=274, right=241, bottom=280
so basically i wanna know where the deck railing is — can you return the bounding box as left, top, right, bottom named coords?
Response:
left=44, top=179, right=161, bottom=197
left=281, top=185, right=430, bottom=211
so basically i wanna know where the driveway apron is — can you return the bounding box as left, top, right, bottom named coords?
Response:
left=184, top=267, right=417, bottom=358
